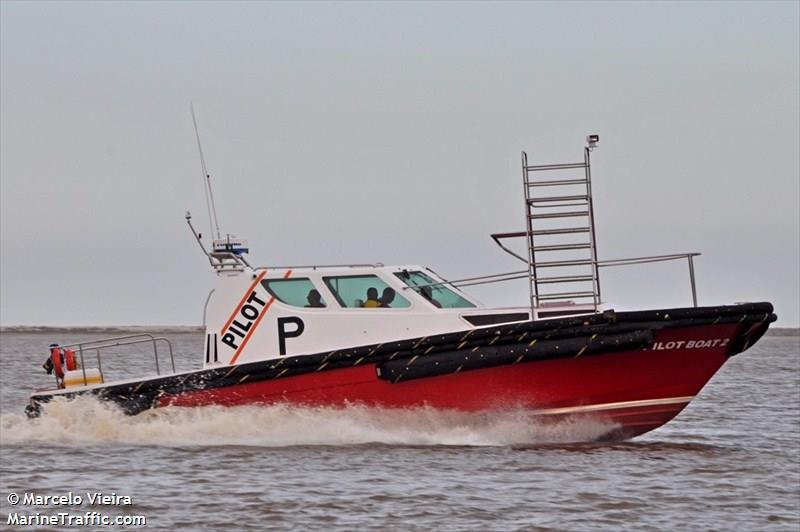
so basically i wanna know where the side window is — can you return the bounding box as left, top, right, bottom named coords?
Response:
left=261, top=278, right=326, bottom=308
left=323, top=275, right=410, bottom=309
left=395, top=271, right=476, bottom=309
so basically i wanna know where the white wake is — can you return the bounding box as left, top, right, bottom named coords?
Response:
left=0, top=396, right=617, bottom=447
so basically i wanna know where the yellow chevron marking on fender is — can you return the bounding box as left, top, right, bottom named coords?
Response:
left=574, top=345, right=589, bottom=358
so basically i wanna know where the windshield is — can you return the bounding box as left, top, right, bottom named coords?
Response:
left=395, top=270, right=476, bottom=309
left=323, top=275, right=411, bottom=309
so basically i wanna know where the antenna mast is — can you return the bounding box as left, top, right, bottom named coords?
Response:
left=190, top=103, right=222, bottom=240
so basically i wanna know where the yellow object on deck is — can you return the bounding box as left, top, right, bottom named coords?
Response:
left=63, top=368, right=104, bottom=388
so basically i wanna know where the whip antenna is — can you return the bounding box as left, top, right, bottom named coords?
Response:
left=190, top=103, right=222, bottom=240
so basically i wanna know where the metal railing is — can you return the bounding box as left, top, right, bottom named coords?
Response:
left=596, top=252, right=700, bottom=308
left=208, top=250, right=250, bottom=272
left=406, top=248, right=701, bottom=310
left=54, top=334, right=176, bottom=387
left=254, top=263, right=385, bottom=271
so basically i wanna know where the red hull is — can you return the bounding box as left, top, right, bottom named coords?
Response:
left=159, top=323, right=738, bottom=439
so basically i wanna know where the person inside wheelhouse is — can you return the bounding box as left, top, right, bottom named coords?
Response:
left=264, top=271, right=475, bottom=311
left=419, top=285, right=442, bottom=308
left=363, top=287, right=380, bottom=308
left=395, top=270, right=475, bottom=309
left=305, top=289, right=325, bottom=308
left=379, top=288, right=396, bottom=308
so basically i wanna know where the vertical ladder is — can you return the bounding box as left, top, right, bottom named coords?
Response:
left=522, top=137, right=601, bottom=318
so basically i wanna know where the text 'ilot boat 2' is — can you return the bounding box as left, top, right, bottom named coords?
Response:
left=28, top=131, right=776, bottom=441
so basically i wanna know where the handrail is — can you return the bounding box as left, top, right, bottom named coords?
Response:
left=453, top=272, right=529, bottom=288
left=54, top=334, right=176, bottom=387
left=253, top=262, right=384, bottom=270
left=596, top=253, right=701, bottom=267
left=254, top=263, right=384, bottom=270
left=491, top=233, right=700, bottom=264
left=208, top=250, right=250, bottom=271
left=399, top=270, right=530, bottom=291
left=409, top=243, right=702, bottom=308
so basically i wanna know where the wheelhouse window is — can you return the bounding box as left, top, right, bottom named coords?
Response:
left=395, top=270, right=476, bottom=309
left=261, top=278, right=326, bottom=308
left=323, top=275, right=410, bottom=309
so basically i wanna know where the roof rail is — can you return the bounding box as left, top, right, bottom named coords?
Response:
left=254, top=263, right=385, bottom=271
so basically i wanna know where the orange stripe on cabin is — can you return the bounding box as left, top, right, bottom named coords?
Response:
left=228, top=269, right=293, bottom=365
left=221, top=270, right=268, bottom=335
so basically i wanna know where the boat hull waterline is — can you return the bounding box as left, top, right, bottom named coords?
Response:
left=28, top=302, right=775, bottom=440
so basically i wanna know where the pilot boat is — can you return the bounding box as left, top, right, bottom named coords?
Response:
left=27, top=133, right=776, bottom=440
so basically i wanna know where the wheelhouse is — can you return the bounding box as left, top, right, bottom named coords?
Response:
left=257, top=265, right=479, bottom=312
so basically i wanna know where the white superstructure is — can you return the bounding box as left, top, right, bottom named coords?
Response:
left=203, top=264, right=544, bottom=368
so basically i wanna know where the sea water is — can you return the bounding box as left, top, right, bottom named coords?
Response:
left=1, top=331, right=798, bottom=531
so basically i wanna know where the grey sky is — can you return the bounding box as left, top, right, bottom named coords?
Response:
left=1, top=1, right=798, bottom=326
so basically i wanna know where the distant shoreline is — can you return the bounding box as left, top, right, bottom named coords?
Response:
left=766, top=328, right=800, bottom=337
left=1, top=325, right=798, bottom=337
left=0, top=325, right=204, bottom=334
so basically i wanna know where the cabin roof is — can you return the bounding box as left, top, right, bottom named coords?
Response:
left=254, top=263, right=425, bottom=276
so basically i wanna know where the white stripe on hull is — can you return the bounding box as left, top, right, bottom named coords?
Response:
left=533, top=396, right=695, bottom=416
